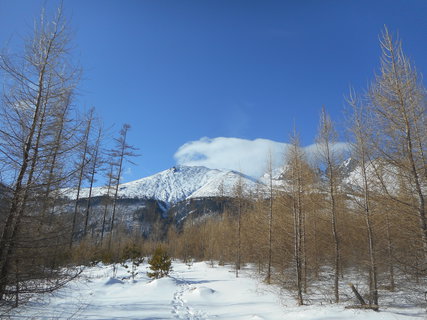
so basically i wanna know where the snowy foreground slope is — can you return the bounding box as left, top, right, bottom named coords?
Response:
left=8, top=261, right=425, bottom=320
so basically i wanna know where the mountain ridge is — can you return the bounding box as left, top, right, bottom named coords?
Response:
left=65, top=165, right=264, bottom=205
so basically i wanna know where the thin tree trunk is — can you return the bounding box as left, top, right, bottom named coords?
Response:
left=317, top=107, right=341, bottom=303
left=83, top=127, right=102, bottom=238
left=361, top=156, right=378, bottom=306
left=385, top=211, right=395, bottom=291
left=69, top=115, right=92, bottom=248
left=108, top=126, right=128, bottom=249
left=326, top=146, right=340, bottom=303
left=236, top=195, right=242, bottom=278
left=266, top=157, right=273, bottom=284
left=100, top=164, right=114, bottom=246
left=42, top=95, right=70, bottom=225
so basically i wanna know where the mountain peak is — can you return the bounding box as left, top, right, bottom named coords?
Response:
left=68, top=165, right=261, bottom=204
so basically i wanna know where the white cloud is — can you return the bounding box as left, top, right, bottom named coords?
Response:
left=174, top=137, right=350, bottom=178
left=304, top=142, right=351, bottom=162
left=174, top=137, right=287, bottom=178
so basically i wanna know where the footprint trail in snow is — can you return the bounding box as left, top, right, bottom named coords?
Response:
left=171, top=274, right=209, bottom=320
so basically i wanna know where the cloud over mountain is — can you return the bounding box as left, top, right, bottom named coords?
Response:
left=174, top=137, right=350, bottom=178
left=174, top=137, right=287, bottom=178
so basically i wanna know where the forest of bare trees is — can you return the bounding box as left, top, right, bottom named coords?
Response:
left=0, top=8, right=138, bottom=309
left=0, top=5, right=425, bottom=314
left=156, top=28, right=426, bottom=310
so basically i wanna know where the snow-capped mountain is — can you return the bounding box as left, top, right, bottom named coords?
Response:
left=65, top=158, right=371, bottom=206
left=64, top=157, right=402, bottom=216
left=66, top=165, right=264, bottom=205
left=55, top=159, right=409, bottom=237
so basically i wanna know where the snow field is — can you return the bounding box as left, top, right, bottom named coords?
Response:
left=6, top=261, right=426, bottom=319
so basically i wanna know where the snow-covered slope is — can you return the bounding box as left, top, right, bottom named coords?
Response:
left=65, top=158, right=403, bottom=207
left=189, top=170, right=262, bottom=198
left=9, top=261, right=425, bottom=319
left=341, top=158, right=405, bottom=194
left=258, top=166, right=288, bottom=189
left=66, top=165, right=264, bottom=204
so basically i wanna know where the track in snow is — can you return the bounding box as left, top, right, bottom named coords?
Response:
left=171, top=274, right=209, bottom=320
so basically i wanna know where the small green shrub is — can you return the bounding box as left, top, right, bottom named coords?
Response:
left=147, top=246, right=172, bottom=279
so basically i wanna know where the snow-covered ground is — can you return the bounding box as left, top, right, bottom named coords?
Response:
left=6, top=261, right=426, bottom=319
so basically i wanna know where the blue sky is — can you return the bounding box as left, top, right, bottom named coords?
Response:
left=1, top=0, right=426, bottom=181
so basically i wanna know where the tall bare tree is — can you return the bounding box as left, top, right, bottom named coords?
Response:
left=40, top=92, right=74, bottom=224
left=0, top=6, right=81, bottom=303
left=83, top=123, right=103, bottom=238
left=316, top=107, right=342, bottom=303
left=347, top=91, right=379, bottom=306
left=265, top=152, right=274, bottom=284
left=283, top=130, right=317, bottom=304
left=367, top=28, right=427, bottom=268
left=108, top=124, right=138, bottom=249
left=284, top=132, right=306, bottom=305
left=233, top=176, right=245, bottom=278
left=69, top=109, right=94, bottom=247
left=100, top=160, right=114, bottom=246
